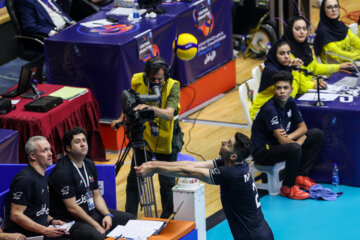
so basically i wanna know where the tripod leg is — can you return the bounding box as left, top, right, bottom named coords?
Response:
left=115, top=141, right=133, bottom=176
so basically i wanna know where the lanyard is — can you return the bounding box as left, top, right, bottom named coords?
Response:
left=41, top=0, right=71, bottom=23
left=71, top=160, right=90, bottom=188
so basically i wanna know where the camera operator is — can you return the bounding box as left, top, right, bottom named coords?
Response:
left=111, top=57, right=183, bottom=219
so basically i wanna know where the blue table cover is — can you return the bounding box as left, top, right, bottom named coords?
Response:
left=296, top=71, right=360, bottom=186
left=45, top=0, right=233, bottom=119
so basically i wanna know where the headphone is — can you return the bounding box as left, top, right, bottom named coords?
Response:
left=144, top=57, right=170, bottom=81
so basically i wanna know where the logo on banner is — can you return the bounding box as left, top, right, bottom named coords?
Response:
left=192, top=9, right=214, bottom=36
left=76, top=22, right=138, bottom=36
left=141, top=44, right=160, bottom=63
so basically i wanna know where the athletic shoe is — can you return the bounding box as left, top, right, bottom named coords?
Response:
left=280, top=185, right=310, bottom=200
left=295, top=176, right=316, bottom=190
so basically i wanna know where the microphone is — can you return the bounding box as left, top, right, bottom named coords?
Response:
left=291, top=65, right=312, bottom=76
left=291, top=65, right=329, bottom=81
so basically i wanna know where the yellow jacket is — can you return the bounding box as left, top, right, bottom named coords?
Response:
left=319, top=29, right=360, bottom=63
left=131, top=73, right=180, bottom=154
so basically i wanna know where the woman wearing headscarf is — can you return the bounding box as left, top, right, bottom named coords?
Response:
left=250, top=40, right=303, bottom=120
left=283, top=16, right=352, bottom=90
left=314, top=0, right=360, bottom=63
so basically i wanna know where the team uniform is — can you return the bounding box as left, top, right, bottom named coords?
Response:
left=4, top=165, right=49, bottom=237
left=209, top=157, right=274, bottom=240
left=251, top=97, right=323, bottom=187
left=48, top=156, right=134, bottom=240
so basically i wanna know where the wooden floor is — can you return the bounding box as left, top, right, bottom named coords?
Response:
left=96, top=0, right=359, bottom=220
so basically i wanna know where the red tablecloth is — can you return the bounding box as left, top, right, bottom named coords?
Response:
left=0, top=84, right=106, bottom=163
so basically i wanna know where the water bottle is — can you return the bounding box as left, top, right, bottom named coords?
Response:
left=240, top=34, right=246, bottom=56
left=265, top=42, right=271, bottom=55
left=332, top=163, right=339, bottom=187
left=307, top=33, right=315, bottom=45
left=133, top=0, right=140, bottom=23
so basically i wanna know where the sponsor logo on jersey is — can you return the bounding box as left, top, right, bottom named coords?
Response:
left=271, top=116, right=279, bottom=125
left=61, top=186, right=70, bottom=196
left=36, top=204, right=49, bottom=217
left=287, top=109, right=292, bottom=118
left=76, top=194, right=87, bottom=206
left=210, top=168, right=220, bottom=175
left=12, top=192, right=23, bottom=200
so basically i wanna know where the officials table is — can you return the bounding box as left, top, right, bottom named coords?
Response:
left=45, top=0, right=233, bottom=119
left=296, top=72, right=360, bottom=186
left=0, top=84, right=106, bottom=163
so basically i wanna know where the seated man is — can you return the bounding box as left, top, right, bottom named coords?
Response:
left=4, top=136, right=69, bottom=239
left=48, top=127, right=135, bottom=240
left=136, top=132, right=274, bottom=240
left=0, top=229, right=25, bottom=240
left=251, top=70, right=324, bottom=200
left=16, top=0, right=74, bottom=37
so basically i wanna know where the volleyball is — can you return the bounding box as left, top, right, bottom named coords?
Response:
left=172, top=33, right=198, bottom=61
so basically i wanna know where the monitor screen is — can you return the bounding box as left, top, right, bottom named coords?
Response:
left=17, top=55, right=45, bottom=95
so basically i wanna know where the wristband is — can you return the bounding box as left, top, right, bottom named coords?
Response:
left=49, top=218, right=55, bottom=225
left=104, top=213, right=114, bottom=218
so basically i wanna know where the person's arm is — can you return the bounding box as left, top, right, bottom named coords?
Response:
left=135, top=162, right=213, bottom=184
left=111, top=112, right=124, bottom=130
left=10, top=203, right=66, bottom=238
left=133, top=104, right=175, bottom=120
left=62, top=197, right=105, bottom=234
left=287, top=121, right=307, bottom=141
left=0, top=228, right=26, bottom=240
left=93, top=189, right=112, bottom=231
left=149, top=160, right=214, bottom=169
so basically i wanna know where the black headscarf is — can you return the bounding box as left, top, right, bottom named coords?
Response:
left=258, top=40, right=292, bottom=92
left=282, top=16, right=313, bottom=66
left=313, top=0, right=348, bottom=55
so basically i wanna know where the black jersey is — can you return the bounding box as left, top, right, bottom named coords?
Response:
left=251, top=97, right=303, bottom=156
left=48, top=155, right=98, bottom=220
left=4, top=165, right=49, bottom=236
left=210, top=158, right=273, bottom=240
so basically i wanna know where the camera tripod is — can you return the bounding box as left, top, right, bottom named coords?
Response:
left=115, top=123, right=158, bottom=218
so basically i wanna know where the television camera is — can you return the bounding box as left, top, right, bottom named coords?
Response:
left=114, top=83, right=162, bottom=217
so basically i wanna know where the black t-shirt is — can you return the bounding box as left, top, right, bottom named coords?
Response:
left=251, top=97, right=303, bottom=156
left=210, top=158, right=273, bottom=240
left=4, top=165, right=49, bottom=236
left=48, top=155, right=98, bottom=220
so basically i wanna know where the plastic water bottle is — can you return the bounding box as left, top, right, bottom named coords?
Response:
left=240, top=34, right=246, bottom=56
left=133, top=0, right=140, bottom=23
left=332, top=163, right=339, bottom=187
left=307, top=33, right=315, bottom=45
left=265, top=42, right=271, bottom=55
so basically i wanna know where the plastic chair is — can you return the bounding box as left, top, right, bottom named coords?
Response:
left=250, top=161, right=285, bottom=195
left=348, top=22, right=358, bottom=36
left=238, top=63, right=263, bottom=128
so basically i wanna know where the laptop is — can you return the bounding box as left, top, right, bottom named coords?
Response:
left=1, top=55, right=45, bottom=98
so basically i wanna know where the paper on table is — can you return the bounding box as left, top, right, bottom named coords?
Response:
left=106, top=220, right=165, bottom=239
left=49, top=86, right=88, bottom=100
left=297, top=92, right=338, bottom=102
left=80, top=19, right=115, bottom=28
left=306, top=84, right=344, bottom=94
left=106, top=7, right=147, bottom=16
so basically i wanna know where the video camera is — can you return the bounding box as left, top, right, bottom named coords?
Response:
left=119, top=83, right=161, bottom=127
